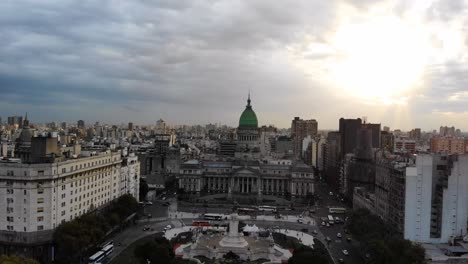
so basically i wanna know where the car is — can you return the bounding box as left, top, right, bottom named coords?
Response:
left=138, top=202, right=145, bottom=207
left=162, top=196, right=167, bottom=200
left=338, top=258, right=345, bottom=263
left=145, top=201, right=153, bottom=205
left=337, top=232, right=342, bottom=238
left=297, top=218, right=304, bottom=224
left=164, top=225, right=172, bottom=231
left=325, top=236, right=331, bottom=241
left=326, top=223, right=330, bottom=228
left=321, top=221, right=326, bottom=226
left=342, top=249, right=349, bottom=256
left=346, top=237, right=352, bottom=242
left=344, top=228, right=349, bottom=234
left=271, top=226, right=280, bottom=230
left=173, top=192, right=177, bottom=195
left=142, top=226, right=150, bottom=231
left=312, top=230, right=318, bottom=235
left=163, top=202, right=170, bottom=206
left=309, top=209, right=316, bottom=214
left=329, top=192, right=334, bottom=196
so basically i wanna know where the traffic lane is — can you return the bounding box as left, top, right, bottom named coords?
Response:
left=319, top=223, right=361, bottom=264
left=107, top=220, right=175, bottom=262
left=139, top=202, right=169, bottom=218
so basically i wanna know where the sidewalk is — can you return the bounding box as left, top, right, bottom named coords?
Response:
left=276, top=229, right=315, bottom=248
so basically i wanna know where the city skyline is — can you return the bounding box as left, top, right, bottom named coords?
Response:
left=2, top=1, right=468, bottom=130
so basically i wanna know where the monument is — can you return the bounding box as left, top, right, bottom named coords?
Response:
left=219, top=213, right=248, bottom=248
left=175, top=213, right=292, bottom=262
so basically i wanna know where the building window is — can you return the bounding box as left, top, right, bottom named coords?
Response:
left=38, top=170, right=44, bottom=176
left=24, top=190, right=27, bottom=195
left=6, top=198, right=13, bottom=204
left=7, top=189, right=13, bottom=194
left=6, top=171, right=13, bottom=176
left=37, top=216, right=44, bottom=222
left=61, top=211, right=65, bottom=216
left=37, top=207, right=44, bottom=213
left=7, top=226, right=13, bottom=231
left=37, top=225, right=44, bottom=231
left=7, top=207, right=13, bottom=213
left=37, top=198, right=44, bottom=204
left=6, top=216, right=14, bottom=222
left=61, top=202, right=66, bottom=207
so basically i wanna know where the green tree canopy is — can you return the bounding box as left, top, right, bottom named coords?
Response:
left=134, top=237, right=174, bottom=264
left=288, top=246, right=328, bottom=264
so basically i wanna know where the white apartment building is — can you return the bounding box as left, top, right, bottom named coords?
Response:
left=120, top=153, right=140, bottom=199
left=0, top=150, right=124, bottom=234
left=405, top=154, right=468, bottom=243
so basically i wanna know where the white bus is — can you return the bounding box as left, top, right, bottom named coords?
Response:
left=102, top=244, right=114, bottom=256
left=258, top=206, right=277, bottom=213
left=89, top=251, right=105, bottom=264
left=329, top=207, right=347, bottom=214
left=327, top=215, right=334, bottom=224
left=203, top=213, right=224, bottom=220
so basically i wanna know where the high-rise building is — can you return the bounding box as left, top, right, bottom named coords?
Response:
left=291, top=117, right=318, bottom=159
left=128, top=122, right=134, bottom=131
left=339, top=118, right=362, bottom=157
left=430, top=136, right=468, bottom=154
left=61, top=122, right=67, bottom=129
left=409, top=128, right=421, bottom=140
left=394, top=136, right=416, bottom=154
left=405, top=154, right=468, bottom=243
left=440, top=126, right=456, bottom=137
left=77, top=120, right=85, bottom=129
left=323, top=131, right=341, bottom=189
left=381, top=131, right=394, bottom=152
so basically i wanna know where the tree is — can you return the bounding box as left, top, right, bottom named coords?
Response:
left=288, top=246, right=328, bottom=264
left=139, top=178, right=149, bottom=201
left=347, top=209, right=426, bottom=264
left=0, top=255, right=39, bottom=264
left=134, top=237, right=174, bottom=264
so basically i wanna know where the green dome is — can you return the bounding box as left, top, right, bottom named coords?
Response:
left=239, top=96, right=258, bottom=128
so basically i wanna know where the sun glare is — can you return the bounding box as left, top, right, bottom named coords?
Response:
left=329, top=16, right=429, bottom=104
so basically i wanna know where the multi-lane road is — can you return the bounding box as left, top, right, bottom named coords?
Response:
left=108, top=184, right=364, bottom=264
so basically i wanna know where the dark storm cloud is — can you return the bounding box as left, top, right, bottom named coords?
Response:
left=0, top=0, right=468, bottom=129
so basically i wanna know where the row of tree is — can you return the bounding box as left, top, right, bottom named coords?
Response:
left=0, top=255, right=39, bottom=264
left=347, top=208, right=426, bottom=264
left=53, top=194, right=138, bottom=263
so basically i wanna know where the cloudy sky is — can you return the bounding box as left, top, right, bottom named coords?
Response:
left=1, top=0, right=468, bottom=130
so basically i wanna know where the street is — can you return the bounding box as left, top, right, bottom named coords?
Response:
left=107, top=183, right=364, bottom=264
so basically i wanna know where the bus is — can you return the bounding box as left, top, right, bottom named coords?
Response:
left=238, top=208, right=256, bottom=215
left=102, top=244, right=114, bottom=256
left=327, top=215, right=334, bottom=224
left=258, top=206, right=277, bottom=213
left=192, top=221, right=211, bottom=227
left=89, top=251, right=106, bottom=264
left=203, top=213, right=224, bottom=220
left=329, top=207, right=347, bottom=214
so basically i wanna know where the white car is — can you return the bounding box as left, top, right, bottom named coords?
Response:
left=337, top=232, right=342, bottom=238
left=321, top=221, right=326, bottom=226
left=342, top=249, right=349, bottom=256
left=164, top=225, right=172, bottom=231
left=145, top=201, right=153, bottom=205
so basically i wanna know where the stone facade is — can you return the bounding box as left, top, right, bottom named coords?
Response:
left=177, top=159, right=314, bottom=198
